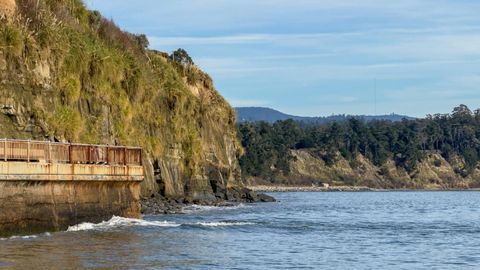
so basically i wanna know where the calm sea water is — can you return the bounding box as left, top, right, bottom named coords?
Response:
left=1, top=192, right=480, bottom=269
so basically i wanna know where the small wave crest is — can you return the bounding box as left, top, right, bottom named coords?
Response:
left=0, top=232, right=51, bottom=241
left=182, top=203, right=248, bottom=214
left=67, top=216, right=256, bottom=232
left=67, top=216, right=180, bottom=232
left=194, top=221, right=256, bottom=227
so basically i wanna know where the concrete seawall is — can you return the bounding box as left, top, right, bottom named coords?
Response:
left=0, top=161, right=143, bottom=236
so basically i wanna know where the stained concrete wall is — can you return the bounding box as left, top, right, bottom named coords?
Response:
left=0, top=162, right=143, bottom=236
left=0, top=162, right=143, bottom=181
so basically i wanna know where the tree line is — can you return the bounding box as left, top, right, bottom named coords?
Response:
left=238, top=105, right=480, bottom=180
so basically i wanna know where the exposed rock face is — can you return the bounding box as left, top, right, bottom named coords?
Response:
left=0, top=1, right=244, bottom=204
left=285, top=149, right=479, bottom=189
left=0, top=181, right=140, bottom=237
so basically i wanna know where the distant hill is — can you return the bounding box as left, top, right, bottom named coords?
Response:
left=235, top=107, right=415, bottom=124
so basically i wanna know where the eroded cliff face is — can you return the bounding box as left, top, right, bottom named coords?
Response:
left=0, top=1, right=243, bottom=202
left=286, top=149, right=480, bottom=189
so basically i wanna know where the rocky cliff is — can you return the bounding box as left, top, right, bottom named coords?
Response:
left=0, top=0, right=244, bottom=202
left=284, top=149, right=480, bottom=189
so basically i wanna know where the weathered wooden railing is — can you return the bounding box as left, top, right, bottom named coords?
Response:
left=0, top=139, right=142, bottom=166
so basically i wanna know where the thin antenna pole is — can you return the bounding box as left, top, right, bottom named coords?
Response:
left=374, top=78, right=377, bottom=116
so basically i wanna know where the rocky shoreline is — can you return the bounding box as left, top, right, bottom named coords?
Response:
left=248, top=185, right=383, bottom=193
left=247, top=185, right=480, bottom=193
left=141, top=188, right=276, bottom=215
left=140, top=185, right=480, bottom=215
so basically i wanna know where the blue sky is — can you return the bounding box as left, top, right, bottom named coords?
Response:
left=86, top=0, right=480, bottom=117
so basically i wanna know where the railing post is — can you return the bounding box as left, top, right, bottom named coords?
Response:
left=106, top=146, right=109, bottom=165
left=124, top=147, right=127, bottom=165
left=68, top=144, right=72, bottom=164
left=48, top=141, right=51, bottom=163
left=27, top=140, right=30, bottom=162
left=3, top=139, right=6, bottom=161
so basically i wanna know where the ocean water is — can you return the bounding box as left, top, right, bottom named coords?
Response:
left=1, top=192, right=480, bottom=269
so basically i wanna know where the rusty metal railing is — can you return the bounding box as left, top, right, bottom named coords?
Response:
left=0, top=139, right=142, bottom=166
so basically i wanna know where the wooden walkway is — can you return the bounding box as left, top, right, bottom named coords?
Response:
left=0, top=139, right=142, bottom=166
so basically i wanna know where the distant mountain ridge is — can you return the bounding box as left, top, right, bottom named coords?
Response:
left=235, top=107, right=415, bottom=124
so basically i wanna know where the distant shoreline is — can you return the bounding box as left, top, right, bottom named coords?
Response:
left=248, top=185, right=480, bottom=193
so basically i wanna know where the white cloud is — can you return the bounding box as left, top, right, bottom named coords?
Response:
left=87, top=0, right=480, bottom=116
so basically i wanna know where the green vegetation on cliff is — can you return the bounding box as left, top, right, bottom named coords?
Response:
left=0, top=0, right=242, bottom=200
left=239, top=105, right=480, bottom=188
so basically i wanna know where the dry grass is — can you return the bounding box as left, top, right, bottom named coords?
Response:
left=0, top=0, right=16, bottom=19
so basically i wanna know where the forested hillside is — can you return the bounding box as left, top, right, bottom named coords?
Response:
left=235, top=107, right=414, bottom=124
left=238, top=105, right=480, bottom=188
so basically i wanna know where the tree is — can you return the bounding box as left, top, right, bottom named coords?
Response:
left=452, top=104, right=473, bottom=125
left=170, top=48, right=194, bottom=66
left=237, top=105, right=480, bottom=181
left=424, top=121, right=442, bottom=150
left=133, top=34, right=149, bottom=52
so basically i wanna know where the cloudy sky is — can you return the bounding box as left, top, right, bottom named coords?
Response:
left=86, top=0, right=480, bottom=117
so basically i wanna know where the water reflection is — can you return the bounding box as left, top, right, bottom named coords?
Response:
left=0, top=230, right=145, bottom=269
left=2, top=192, right=480, bottom=269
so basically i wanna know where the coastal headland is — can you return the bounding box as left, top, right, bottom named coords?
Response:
left=0, top=140, right=143, bottom=236
left=0, top=0, right=255, bottom=219
left=248, top=185, right=480, bottom=193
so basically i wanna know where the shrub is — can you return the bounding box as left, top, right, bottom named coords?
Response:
left=170, top=48, right=193, bottom=66
left=94, top=16, right=147, bottom=56
left=0, top=24, right=23, bottom=55
left=16, top=0, right=43, bottom=26
left=61, top=76, right=81, bottom=104
left=49, top=106, right=83, bottom=140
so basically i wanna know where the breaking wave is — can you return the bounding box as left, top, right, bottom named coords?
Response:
left=66, top=216, right=256, bottom=232
left=67, top=216, right=181, bottom=232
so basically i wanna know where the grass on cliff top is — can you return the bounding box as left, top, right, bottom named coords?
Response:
left=0, top=0, right=240, bottom=177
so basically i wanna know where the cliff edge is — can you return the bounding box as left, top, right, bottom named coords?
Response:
left=0, top=0, right=245, bottom=203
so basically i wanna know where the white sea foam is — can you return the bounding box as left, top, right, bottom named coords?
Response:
left=181, top=205, right=219, bottom=213
left=182, top=203, right=249, bottom=214
left=66, top=216, right=256, bottom=232
left=194, top=221, right=256, bottom=227
left=67, top=216, right=180, bottom=232
left=0, top=232, right=51, bottom=241
left=0, top=235, right=37, bottom=240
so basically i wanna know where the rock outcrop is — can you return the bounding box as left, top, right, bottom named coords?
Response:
left=0, top=0, right=246, bottom=204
